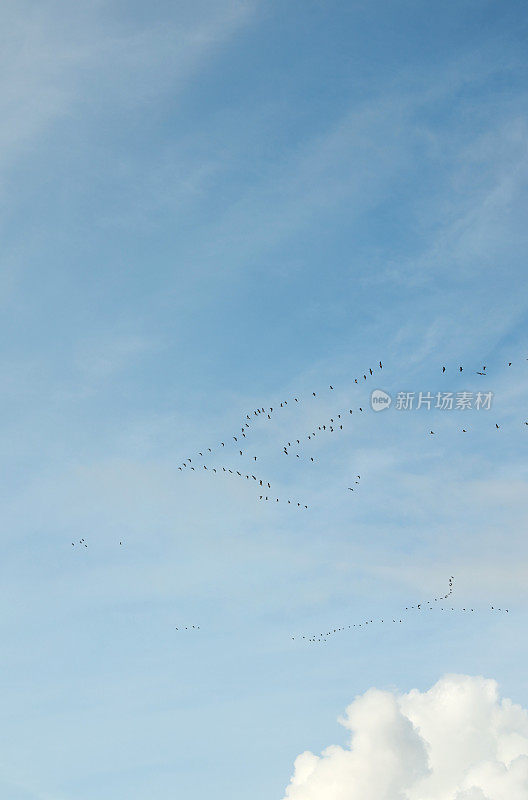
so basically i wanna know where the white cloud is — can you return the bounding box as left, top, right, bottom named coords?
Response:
left=282, top=674, right=528, bottom=800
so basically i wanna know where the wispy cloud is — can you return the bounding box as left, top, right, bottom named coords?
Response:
left=0, top=0, right=256, bottom=188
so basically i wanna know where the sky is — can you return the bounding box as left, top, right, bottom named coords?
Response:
left=0, top=1, right=527, bottom=798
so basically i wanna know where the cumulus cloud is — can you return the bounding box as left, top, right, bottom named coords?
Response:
left=282, top=675, right=528, bottom=800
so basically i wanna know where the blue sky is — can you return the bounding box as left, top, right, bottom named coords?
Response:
left=1, top=1, right=527, bottom=798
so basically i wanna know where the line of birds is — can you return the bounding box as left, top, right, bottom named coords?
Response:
left=179, top=461, right=272, bottom=487
left=282, top=407, right=366, bottom=456
left=293, top=576, right=455, bottom=643
left=300, top=605, right=510, bottom=644
left=293, top=577, right=511, bottom=644
left=428, top=422, right=528, bottom=434
left=175, top=625, right=200, bottom=631
left=441, top=360, right=522, bottom=373
left=259, top=496, right=309, bottom=507
left=179, top=461, right=309, bottom=508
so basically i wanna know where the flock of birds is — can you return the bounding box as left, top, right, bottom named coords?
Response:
left=176, top=356, right=527, bottom=508
left=69, top=356, right=521, bottom=638
left=430, top=360, right=527, bottom=433
left=292, top=577, right=510, bottom=644
left=176, top=360, right=386, bottom=506
left=171, top=355, right=522, bottom=639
